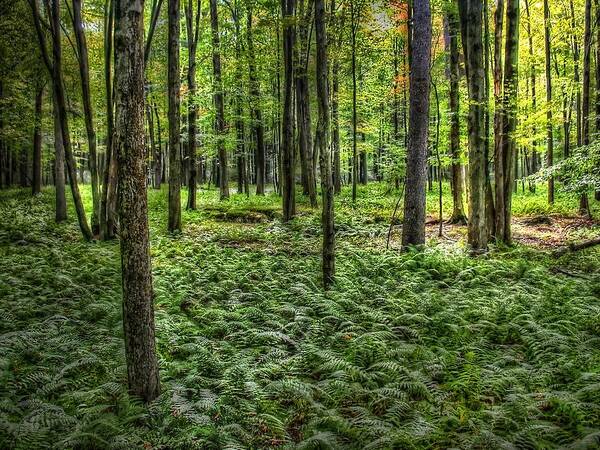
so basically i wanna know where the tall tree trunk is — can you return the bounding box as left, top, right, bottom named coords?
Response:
left=315, top=0, right=334, bottom=288
left=494, top=0, right=519, bottom=244
left=32, top=85, right=44, bottom=195
left=53, top=93, right=67, bottom=221
left=580, top=0, right=591, bottom=215
left=351, top=0, right=358, bottom=202
left=596, top=0, right=600, bottom=201
left=458, top=0, right=488, bottom=251
left=401, top=0, right=431, bottom=248
left=295, top=0, right=317, bottom=206
left=114, top=0, right=160, bottom=403
left=281, top=0, right=296, bottom=221
left=168, top=0, right=182, bottom=230
left=484, top=0, right=495, bottom=239
left=153, top=103, right=163, bottom=188
left=524, top=0, right=537, bottom=188
left=101, top=0, right=117, bottom=240
left=492, top=0, right=504, bottom=240
left=331, top=0, right=341, bottom=194
left=72, top=0, right=100, bottom=234
left=247, top=6, right=265, bottom=195
left=185, top=0, right=200, bottom=210
left=543, top=0, right=554, bottom=204
left=447, top=2, right=466, bottom=224
left=210, top=0, right=229, bottom=199
left=32, top=0, right=92, bottom=240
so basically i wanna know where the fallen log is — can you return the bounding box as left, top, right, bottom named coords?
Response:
left=552, top=237, right=600, bottom=257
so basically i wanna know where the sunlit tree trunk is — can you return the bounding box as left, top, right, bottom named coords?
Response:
left=580, top=0, right=591, bottom=216
left=185, top=0, right=200, bottom=210
left=458, top=0, right=488, bottom=251
left=543, top=0, right=554, bottom=204
left=401, top=0, right=431, bottom=248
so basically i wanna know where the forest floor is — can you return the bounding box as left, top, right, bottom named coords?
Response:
left=1, top=183, right=599, bottom=449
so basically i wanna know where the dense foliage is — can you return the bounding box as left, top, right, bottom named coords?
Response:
left=1, top=186, right=599, bottom=449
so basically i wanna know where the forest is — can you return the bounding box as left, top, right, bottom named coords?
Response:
left=0, top=0, right=600, bottom=448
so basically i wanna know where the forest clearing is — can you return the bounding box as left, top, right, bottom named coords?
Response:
left=1, top=0, right=600, bottom=448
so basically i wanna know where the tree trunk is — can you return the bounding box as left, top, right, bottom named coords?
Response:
left=247, top=7, right=265, bottom=196
left=458, top=0, right=488, bottom=251
left=114, top=0, right=160, bottom=403
left=185, top=0, right=200, bottom=210
left=401, top=0, right=431, bottom=248
left=331, top=0, right=341, bottom=194
left=53, top=93, right=67, bottom=221
left=580, top=0, right=591, bottom=216
left=351, top=0, right=358, bottom=202
left=72, top=0, right=100, bottom=234
left=47, top=0, right=93, bottom=241
left=101, top=0, right=117, bottom=240
left=446, top=2, right=466, bottom=224
left=210, top=0, right=229, bottom=200
left=281, top=0, right=296, bottom=221
left=543, top=0, right=554, bottom=204
left=168, top=0, right=182, bottom=230
left=315, top=0, right=334, bottom=288
left=32, top=85, right=44, bottom=195
left=295, top=0, right=317, bottom=206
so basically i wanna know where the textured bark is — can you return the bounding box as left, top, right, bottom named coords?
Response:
left=72, top=0, right=100, bottom=234
left=446, top=2, right=466, bottom=224
left=185, top=0, right=200, bottom=210
left=543, top=0, right=554, bottom=204
left=524, top=0, right=538, bottom=183
left=210, top=0, right=229, bottom=199
left=247, top=7, right=265, bottom=195
left=152, top=103, right=162, bottom=188
left=32, top=86, right=43, bottom=195
left=350, top=0, right=358, bottom=202
left=114, top=0, right=160, bottom=403
left=492, top=0, right=504, bottom=241
left=596, top=0, right=600, bottom=201
left=458, top=0, right=488, bottom=251
left=401, top=0, right=431, bottom=248
left=331, top=0, right=341, bottom=194
left=315, top=0, right=334, bottom=288
left=281, top=0, right=296, bottom=221
left=168, top=0, right=182, bottom=231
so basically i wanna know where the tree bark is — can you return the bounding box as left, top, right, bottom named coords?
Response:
left=247, top=6, right=265, bottom=195
left=543, top=0, right=554, bottom=204
left=281, top=0, right=296, bottom=221
left=331, top=0, right=341, bottom=194
left=458, top=0, right=488, bottom=251
left=401, top=0, right=431, bottom=248
left=210, top=0, right=229, bottom=200
left=168, top=0, right=182, bottom=230
left=185, top=0, right=200, bottom=210
left=315, top=0, right=334, bottom=288
left=52, top=93, right=67, bottom=221
left=114, top=0, right=160, bottom=403
left=351, top=0, right=358, bottom=202
left=580, top=0, right=591, bottom=216
left=72, top=0, right=100, bottom=234
left=32, top=85, right=44, bottom=195
left=446, top=2, right=466, bottom=224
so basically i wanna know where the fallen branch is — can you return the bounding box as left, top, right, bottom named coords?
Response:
left=552, top=237, right=600, bottom=257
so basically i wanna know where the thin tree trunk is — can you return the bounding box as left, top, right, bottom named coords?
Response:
left=543, top=0, right=554, bottom=204
left=401, top=0, right=431, bottom=248
left=114, top=0, right=160, bottom=403
left=185, top=0, right=200, bottom=210
left=153, top=103, right=162, bottom=188
left=315, top=0, right=334, bottom=288
left=458, top=0, right=488, bottom=251
left=331, top=0, right=341, bottom=194
left=72, top=0, right=100, bottom=234
left=524, top=0, right=537, bottom=190
left=580, top=0, right=591, bottom=216
left=351, top=0, right=358, bottom=202
left=101, top=0, right=116, bottom=240
left=53, top=93, right=67, bottom=221
left=596, top=0, right=600, bottom=201
left=492, top=0, right=504, bottom=241
left=281, top=0, right=296, bottom=220
left=210, top=0, right=229, bottom=200
left=447, top=2, right=466, bottom=223
left=168, top=0, right=182, bottom=230
left=32, top=85, right=44, bottom=195
left=247, top=6, right=265, bottom=195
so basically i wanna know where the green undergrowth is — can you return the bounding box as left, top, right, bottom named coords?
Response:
left=1, top=185, right=599, bottom=449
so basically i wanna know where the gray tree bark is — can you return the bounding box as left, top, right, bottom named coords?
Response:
left=168, top=0, right=182, bottom=230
